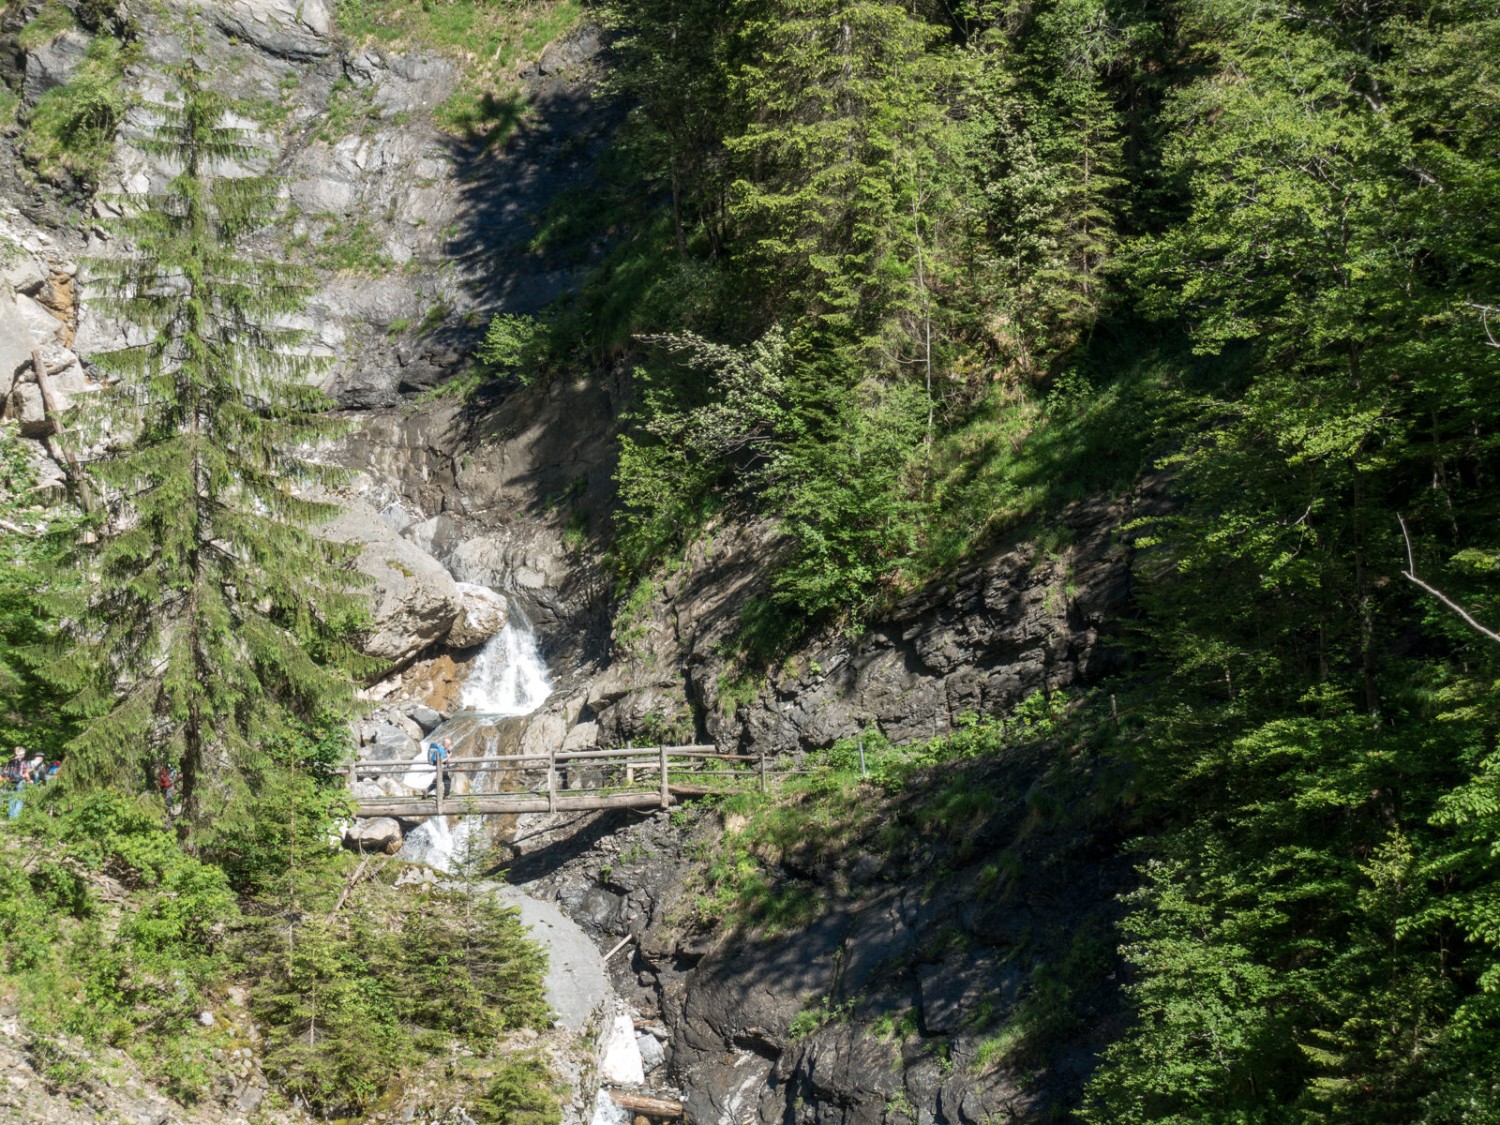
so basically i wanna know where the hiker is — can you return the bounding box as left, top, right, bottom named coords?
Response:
left=6, top=749, right=27, bottom=819
left=158, top=765, right=179, bottom=803
left=424, top=737, right=454, bottom=798
left=26, top=753, right=45, bottom=785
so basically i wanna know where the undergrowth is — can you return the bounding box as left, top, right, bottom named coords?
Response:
left=0, top=789, right=554, bottom=1118
left=690, top=695, right=1074, bottom=934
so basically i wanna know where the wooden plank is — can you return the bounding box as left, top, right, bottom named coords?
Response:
left=353, top=791, right=680, bottom=817
left=608, top=1091, right=683, bottom=1118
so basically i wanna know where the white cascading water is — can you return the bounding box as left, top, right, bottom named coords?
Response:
left=399, top=613, right=552, bottom=871
left=459, top=619, right=552, bottom=715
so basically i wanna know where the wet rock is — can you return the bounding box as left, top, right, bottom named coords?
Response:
left=447, top=582, right=509, bottom=649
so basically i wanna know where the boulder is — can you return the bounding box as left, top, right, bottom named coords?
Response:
left=445, top=582, right=508, bottom=649
left=8, top=383, right=50, bottom=437
left=318, top=499, right=462, bottom=671
left=597, top=1010, right=645, bottom=1085
left=345, top=817, right=403, bottom=854
left=637, top=1033, right=665, bottom=1074
left=16, top=293, right=64, bottom=346
left=403, top=703, right=445, bottom=733
left=2, top=250, right=47, bottom=296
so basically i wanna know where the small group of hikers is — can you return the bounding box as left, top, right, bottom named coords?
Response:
left=5, top=747, right=58, bottom=818
left=424, top=737, right=454, bottom=798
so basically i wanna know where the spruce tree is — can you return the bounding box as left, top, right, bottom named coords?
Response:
left=48, top=50, right=364, bottom=824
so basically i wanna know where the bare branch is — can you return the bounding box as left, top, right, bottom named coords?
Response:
left=1398, top=515, right=1500, bottom=645
left=1464, top=302, right=1500, bottom=348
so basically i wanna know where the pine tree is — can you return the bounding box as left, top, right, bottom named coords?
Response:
left=48, top=48, right=364, bottom=824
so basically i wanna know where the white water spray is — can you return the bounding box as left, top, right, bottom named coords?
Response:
left=459, top=618, right=552, bottom=715
left=401, top=613, right=552, bottom=871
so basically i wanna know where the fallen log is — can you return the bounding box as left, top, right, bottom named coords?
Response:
left=608, top=1091, right=683, bottom=1118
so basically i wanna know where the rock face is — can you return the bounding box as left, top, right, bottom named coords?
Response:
left=509, top=746, right=1130, bottom=1125
left=318, top=499, right=462, bottom=671
left=204, top=0, right=333, bottom=61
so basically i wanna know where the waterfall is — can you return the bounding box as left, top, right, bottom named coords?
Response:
left=399, top=613, right=551, bottom=871
left=458, top=618, right=552, bottom=716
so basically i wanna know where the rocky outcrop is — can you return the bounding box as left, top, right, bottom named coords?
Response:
left=319, top=499, right=462, bottom=671
left=447, top=581, right=509, bottom=649
left=203, top=0, right=332, bottom=61
left=576, top=489, right=1154, bottom=758
left=508, top=737, right=1130, bottom=1125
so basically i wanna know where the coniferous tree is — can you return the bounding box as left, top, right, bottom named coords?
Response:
left=48, top=49, right=364, bottom=824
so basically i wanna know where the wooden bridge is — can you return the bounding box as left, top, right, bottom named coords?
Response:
left=347, top=744, right=770, bottom=819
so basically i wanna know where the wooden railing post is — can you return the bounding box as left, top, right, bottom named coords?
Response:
left=659, top=743, right=669, bottom=808
left=548, top=747, right=558, bottom=813
left=346, top=760, right=357, bottom=791
left=435, top=756, right=445, bottom=816
left=759, top=749, right=768, bottom=793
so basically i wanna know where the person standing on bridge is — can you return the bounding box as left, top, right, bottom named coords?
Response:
left=424, top=737, right=454, bottom=798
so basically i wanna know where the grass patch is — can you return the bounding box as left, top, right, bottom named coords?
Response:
left=17, top=1, right=76, bottom=50
left=333, top=0, right=583, bottom=144
left=312, top=218, right=393, bottom=275
left=19, top=33, right=131, bottom=187
left=317, top=74, right=382, bottom=142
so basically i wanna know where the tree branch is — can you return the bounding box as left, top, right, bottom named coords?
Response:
left=1398, top=515, right=1500, bottom=645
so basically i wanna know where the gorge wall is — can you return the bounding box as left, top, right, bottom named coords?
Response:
left=0, top=2, right=1147, bottom=1122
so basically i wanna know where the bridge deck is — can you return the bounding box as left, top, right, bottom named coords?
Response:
left=347, top=744, right=763, bottom=819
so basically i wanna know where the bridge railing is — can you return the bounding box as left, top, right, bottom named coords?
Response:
left=347, top=744, right=771, bottom=817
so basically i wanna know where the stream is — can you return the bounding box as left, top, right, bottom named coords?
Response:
left=384, top=605, right=655, bottom=1123
left=398, top=613, right=553, bottom=871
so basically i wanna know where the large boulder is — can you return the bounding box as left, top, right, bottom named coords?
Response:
left=445, top=582, right=508, bottom=649
left=345, top=817, right=403, bottom=854
left=318, top=499, right=462, bottom=672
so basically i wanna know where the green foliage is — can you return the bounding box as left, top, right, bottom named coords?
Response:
left=1079, top=4, right=1500, bottom=1120
left=471, top=1053, right=564, bottom=1125
left=19, top=33, right=130, bottom=187
left=45, top=48, right=368, bottom=824
left=0, top=791, right=238, bottom=1099
left=0, top=426, right=79, bottom=752
left=478, top=312, right=547, bottom=384
left=244, top=883, right=551, bottom=1117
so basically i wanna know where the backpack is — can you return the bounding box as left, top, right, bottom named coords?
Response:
left=427, top=743, right=447, bottom=766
